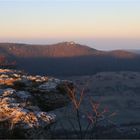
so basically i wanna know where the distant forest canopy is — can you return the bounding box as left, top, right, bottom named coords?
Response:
left=0, top=42, right=140, bottom=76
left=0, top=55, right=16, bottom=69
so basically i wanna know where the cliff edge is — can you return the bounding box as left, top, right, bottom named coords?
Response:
left=0, top=69, right=73, bottom=138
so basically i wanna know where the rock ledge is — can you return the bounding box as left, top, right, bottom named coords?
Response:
left=0, top=69, right=73, bottom=138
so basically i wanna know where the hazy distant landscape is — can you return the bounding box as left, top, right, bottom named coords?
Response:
left=0, top=42, right=140, bottom=76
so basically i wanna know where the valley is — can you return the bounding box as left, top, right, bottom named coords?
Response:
left=52, top=71, right=140, bottom=138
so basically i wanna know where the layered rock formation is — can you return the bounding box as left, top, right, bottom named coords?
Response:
left=0, top=69, right=73, bottom=138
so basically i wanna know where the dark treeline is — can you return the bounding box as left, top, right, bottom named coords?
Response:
left=15, top=55, right=140, bottom=76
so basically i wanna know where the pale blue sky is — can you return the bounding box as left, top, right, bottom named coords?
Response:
left=0, top=0, right=140, bottom=50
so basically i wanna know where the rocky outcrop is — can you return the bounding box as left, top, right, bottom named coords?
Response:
left=0, top=69, right=73, bottom=138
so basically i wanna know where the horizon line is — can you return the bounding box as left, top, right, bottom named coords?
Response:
left=0, top=41, right=139, bottom=51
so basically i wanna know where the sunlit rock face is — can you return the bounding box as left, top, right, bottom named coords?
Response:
left=0, top=69, right=73, bottom=138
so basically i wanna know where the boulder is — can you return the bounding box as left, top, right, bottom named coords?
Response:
left=0, top=69, right=73, bottom=138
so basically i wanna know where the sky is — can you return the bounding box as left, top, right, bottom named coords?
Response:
left=0, top=0, right=140, bottom=50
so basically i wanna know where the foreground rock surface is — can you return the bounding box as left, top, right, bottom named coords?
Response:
left=0, top=69, right=73, bottom=138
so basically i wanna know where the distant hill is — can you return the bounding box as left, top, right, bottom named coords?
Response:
left=0, top=42, right=136, bottom=58
left=0, top=42, right=140, bottom=76
left=0, top=42, right=99, bottom=58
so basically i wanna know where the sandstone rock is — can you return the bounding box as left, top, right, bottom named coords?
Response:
left=0, top=69, right=73, bottom=138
